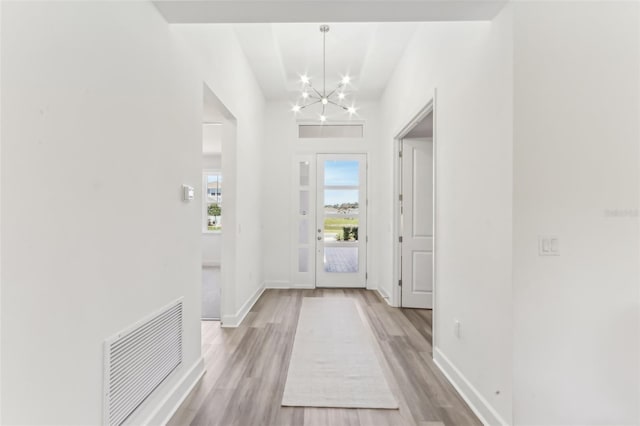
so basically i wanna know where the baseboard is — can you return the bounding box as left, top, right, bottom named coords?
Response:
left=292, top=284, right=315, bottom=289
left=264, top=280, right=290, bottom=289
left=144, top=356, right=205, bottom=426
left=221, top=285, right=265, bottom=328
left=375, top=286, right=393, bottom=307
left=433, top=348, right=508, bottom=426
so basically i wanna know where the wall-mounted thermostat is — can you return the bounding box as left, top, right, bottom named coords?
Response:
left=182, top=185, right=195, bottom=202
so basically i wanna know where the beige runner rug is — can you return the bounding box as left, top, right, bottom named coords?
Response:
left=281, top=297, right=398, bottom=409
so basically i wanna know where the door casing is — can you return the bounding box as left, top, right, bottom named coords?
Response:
left=291, top=152, right=368, bottom=289
left=315, top=153, right=368, bottom=288
left=392, top=93, right=437, bottom=330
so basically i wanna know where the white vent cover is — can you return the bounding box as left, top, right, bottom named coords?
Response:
left=103, top=299, right=183, bottom=426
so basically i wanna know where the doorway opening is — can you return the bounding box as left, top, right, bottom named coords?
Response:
left=393, top=98, right=435, bottom=312
left=201, top=83, right=236, bottom=322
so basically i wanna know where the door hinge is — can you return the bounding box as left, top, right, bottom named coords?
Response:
left=366, top=272, right=368, bottom=280
left=399, top=194, right=403, bottom=202
left=398, top=279, right=402, bottom=287
left=399, top=236, right=403, bottom=243
left=366, top=236, right=369, bottom=243
left=399, top=150, right=403, bottom=158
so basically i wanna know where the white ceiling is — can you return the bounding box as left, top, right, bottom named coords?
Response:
left=155, top=1, right=507, bottom=24
left=234, top=23, right=418, bottom=101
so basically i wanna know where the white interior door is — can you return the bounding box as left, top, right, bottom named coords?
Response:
left=401, top=138, right=433, bottom=308
left=315, top=154, right=367, bottom=288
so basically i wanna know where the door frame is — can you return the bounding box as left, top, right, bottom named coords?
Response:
left=392, top=91, right=437, bottom=322
left=315, top=153, right=368, bottom=288
left=291, top=151, right=369, bottom=289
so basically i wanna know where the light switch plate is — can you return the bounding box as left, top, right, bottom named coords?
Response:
left=182, top=184, right=195, bottom=202
left=538, top=235, right=559, bottom=256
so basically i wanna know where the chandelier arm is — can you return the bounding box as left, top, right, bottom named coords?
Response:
left=308, top=84, right=323, bottom=99
left=326, top=85, right=342, bottom=99
left=300, top=99, right=322, bottom=110
left=327, top=100, right=348, bottom=110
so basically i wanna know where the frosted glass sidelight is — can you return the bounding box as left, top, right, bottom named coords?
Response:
left=298, top=248, right=309, bottom=272
left=299, top=161, right=310, bottom=186
left=299, top=219, right=308, bottom=244
left=300, top=190, right=309, bottom=215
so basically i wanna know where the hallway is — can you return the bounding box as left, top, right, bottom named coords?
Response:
left=169, top=289, right=480, bottom=426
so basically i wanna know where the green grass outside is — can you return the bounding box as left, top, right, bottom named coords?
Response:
left=324, top=217, right=358, bottom=234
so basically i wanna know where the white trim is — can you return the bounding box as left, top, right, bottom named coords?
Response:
left=392, top=90, right=437, bottom=340
left=221, top=285, right=265, bottom=328
left=433, top=348, right=507, bottom=426
left=265, top=280, right=290, bottom=289
left=375, top=287, right=393, bottom=307
left=292, top=284, right=315, bottom=289
left=144, top=357, right=205, bottom=426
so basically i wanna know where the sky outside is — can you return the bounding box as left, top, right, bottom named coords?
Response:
left=324, top=160, right=360, bottom=206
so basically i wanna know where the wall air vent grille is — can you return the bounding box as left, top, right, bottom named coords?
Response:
left=103, top=299, right=183, bottom=426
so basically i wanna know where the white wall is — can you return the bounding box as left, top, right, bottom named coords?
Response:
left=260, top=102, right=385, bottom=291
left=379, top=9, right=514, bottom=424
left=1, top=2, right=267, bottom=423
left=1, top=2, right=204, bottom=424
left=173, top=25, right=266, bottom=324
left=512, top=2, right=640, bottom=424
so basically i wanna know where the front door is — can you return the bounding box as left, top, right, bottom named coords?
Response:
left=315, top=154, right=367, bottom=288
left=401, top=138, right=433, bottom=308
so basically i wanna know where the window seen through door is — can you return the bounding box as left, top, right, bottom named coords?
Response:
left=204, top=172, right=222, bottom=231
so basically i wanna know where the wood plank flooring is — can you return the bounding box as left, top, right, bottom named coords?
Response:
left=168, top=289, right=480, bottom=426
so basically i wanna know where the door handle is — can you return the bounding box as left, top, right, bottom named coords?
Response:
left=317, top=229, right=322, bottom=233
left=317, top=236, right=322, bottom=240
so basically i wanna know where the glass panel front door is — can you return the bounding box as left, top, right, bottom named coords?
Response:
left=315, top=154, right=367, bottom=287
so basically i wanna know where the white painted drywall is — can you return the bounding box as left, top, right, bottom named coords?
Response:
left=1, top=2, right=204, bottom=424
left=173, top=25, right=266, bottom=324
left=380, top=10, right=514, bottom=423
left=512, top=2, right=640, bottom=424
left=260, top=102, right=384, bottom=291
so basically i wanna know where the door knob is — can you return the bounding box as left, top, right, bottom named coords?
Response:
left=317, top=229, right=322, bottom=233
left=317, top=236, right=322, bottom=240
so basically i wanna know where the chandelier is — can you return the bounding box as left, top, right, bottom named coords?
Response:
left=291, top=25, right=357, bottom=122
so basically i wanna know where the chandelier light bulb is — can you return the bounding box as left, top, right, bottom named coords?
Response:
left=347, top=106, right=356, bottom=115
left=300, top=74, right=310, bottom=84
left=321, top=98, right=328, bottom=105
left=338, top=92, right=345, bottom=100
left=320, top=115, right=327, bottom=122
left=341, top=75, right=351, bottom=85
left=292, top=105, right=301, bottom=112
left=302, top=92, right=309, bottom=99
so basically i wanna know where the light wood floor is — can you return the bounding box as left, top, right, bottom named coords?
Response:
left=169, top=289, right=481, bottom=426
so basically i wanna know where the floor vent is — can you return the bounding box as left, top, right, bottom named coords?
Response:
left=103, top=299, right=183, bottom=426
